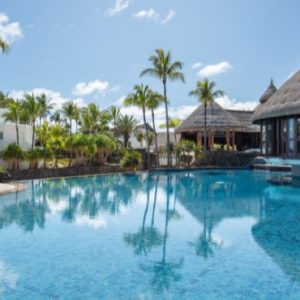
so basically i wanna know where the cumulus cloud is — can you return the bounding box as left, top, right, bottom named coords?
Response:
left=133, top=9, right=159, bottom=20
left=73, top=80, right=109, bottom=97
left=133, top=8, right=175, bottom=24
left=106, top=0, right=130, bottom=16
left=192, top=62, right=203, bottom=69
left=9, top=88, right=86, bottom=110
left=215, top=95, right=258, bottom=111
left=161, top=10, right=176, bottom=24
left=198, top=61, right=233, bottom=78
left=0, top=12, right=23, bottom=43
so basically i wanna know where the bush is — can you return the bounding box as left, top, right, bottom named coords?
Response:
left=175, top=140, right=203, bottom=167
left=2, top=143, right=25, bottom=171
left=120, top=150, right=142, bottom=171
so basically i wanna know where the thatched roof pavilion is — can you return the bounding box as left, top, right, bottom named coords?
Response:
left=253, top=71, right=300, bottom=157
left=253, top=73, right=300, bottom=122
left=176, top=101, right=260, bottom=151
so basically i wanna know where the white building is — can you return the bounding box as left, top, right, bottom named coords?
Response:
left=0, top=110, right=33, bottom=150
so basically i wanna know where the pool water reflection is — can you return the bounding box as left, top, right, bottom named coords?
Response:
left=0, top=170, right=299, bottom=299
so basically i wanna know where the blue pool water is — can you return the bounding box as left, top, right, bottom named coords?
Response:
left=0, top=170, right=299, bottom=299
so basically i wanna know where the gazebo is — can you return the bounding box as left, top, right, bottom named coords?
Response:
left=253, top=72, right=300, bottom=157
left=176, top=101, right=260, bottom=151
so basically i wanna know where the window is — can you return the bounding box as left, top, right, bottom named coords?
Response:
left=288, top=118, right=295, bottom=155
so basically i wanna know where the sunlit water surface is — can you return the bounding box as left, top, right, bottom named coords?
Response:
left=0, top=170, right=299, bottom=299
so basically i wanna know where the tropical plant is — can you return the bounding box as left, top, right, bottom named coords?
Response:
left=116, top=115, right=137, bottom=148
left=124, top=84, right=151, bottom=169
left=107, top=105, right=121, bottom=136
left=23, top=93, right=40, bottom=148
left=0, top=92, right=10, bottom=108
left=50, top=111, right=62, bottom=125
left=160, top=118, right=181, bottom=145
left=141, top=49, right=185, bottom=167
left=26, top=148, right=44, bottom=169
left=62, top=101, right=77, bottom=134
left=2, top=143, right=25, bottom=170
left=147, top=90, right=164, bottom=167
left=0, top=38, right=10, bottom=53
left=120, top=149, right=142, bottom=171
left=175, top=140, right=202, bottom=168
left=80, top=103, right=101, bottom=134
left=36, top=121, right=51, bottom=148
left=135, top=130, right=144, bottom=147
left=37, top=93, right=53, bottom=124
left=189, top=79, right=224, bottom=151
left=2, top=99, right=22, bottom=145
left=94, top=134, right=117, bottom=165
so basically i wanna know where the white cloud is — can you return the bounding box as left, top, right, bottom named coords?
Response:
left=9, top=88, right=86, bottom=110
left=0, top=12, right=23, bottom=43
left=161, top=9, right=176, bottom=24
left=75, top=215, right=107, bottom=229
left=133, top=9, right=159, bottom=20
left=198, top=61, right=233, bottom=78
left=73, top=80, right=109, bottom=97
left=215, top=95, right=258, bottom=111
left=106, top=0, right=130, bottom=17
left=192, top=62, right=203, bottom=69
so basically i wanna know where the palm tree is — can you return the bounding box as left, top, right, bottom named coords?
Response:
left=189, top=79, right=224, bottom=151
left=81, top=103, right=101, bottom=134
left=116, top=115, right=137, bottom=148
left=141, top=49, right=185, bottom=167
left=124, top=84, right=151, bottom=169
left=107, top=105, right=121, bottom=136
left=147, top=90, right=164, bottom=167
left=160, top=117, right=181, bottom=145
left=62, top=101, right=76, bottom=134
left=2, top=99, right=23, bottom=145
left=50, top=110, right=62, bottom=125
left=0, top=38, right=10, bottom=53
left=23, top=93, right=40, bottom=149
left=37, top=93, right=53, bottom=124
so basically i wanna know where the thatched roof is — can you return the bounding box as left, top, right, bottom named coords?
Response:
left=253, top=71, right=300, bottom=122
left=176, top=101, right=259, bottom=133
left=259, top=79, right=277, bottom=104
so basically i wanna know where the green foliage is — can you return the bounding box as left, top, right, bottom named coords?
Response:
left=121, top=150, right=142, bottom=171
left=175, top=140, right=202, bottom=167
left=26, top=148, right=44, bottom=169
left=2, top=143, right=25, bottom=170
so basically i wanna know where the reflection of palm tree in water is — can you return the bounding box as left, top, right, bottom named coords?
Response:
left=140, top=174, right=184, bottom=294
left=124, top=175, right=163, bottom=256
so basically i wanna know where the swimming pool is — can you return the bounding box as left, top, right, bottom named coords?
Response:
left=0, top=170, right=299, bottom=299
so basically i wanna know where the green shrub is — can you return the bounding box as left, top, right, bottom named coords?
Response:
left=26, top=148, right=44, bottom=169
left=120, top=150, right=142, bottom=171
left=2, top=143, right=25, bottom=171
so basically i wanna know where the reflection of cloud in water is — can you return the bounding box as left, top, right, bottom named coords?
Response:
left=47, top=201, right=68, bottom=214
left=0, top=261, right=18, bottom=295
left=75, top=215, right=107, bottom=229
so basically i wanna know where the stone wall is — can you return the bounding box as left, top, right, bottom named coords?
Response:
left=195, top=151, right=257, bottom=168
left=0, top=165, right=125, bottom=182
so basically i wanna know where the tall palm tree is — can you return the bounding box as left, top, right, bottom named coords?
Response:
left=50, top=110, right=62, bottom=125
left=81, top=103, right=101, bottom=134
left=0, top=38, right=10, bottom=53
left=2, top=99, right=22, bottom=145
left=160, top=117, right=181, bottom=145
left=147, top=90, right=164, bottom=167
left=116, top=115, right=137, bottom=148
left=107, top=105, right=121, bottom=136
left=124, top=84, right=151, bottom=169
left=62, top=101, right=76, bottom=134
left=37, top=93, right=53, bottom=124
left=23, top=93, right=40, bottom=148
left=189, top=79, right=224, bottom=151
left=141, top=49, right=185, bottom=167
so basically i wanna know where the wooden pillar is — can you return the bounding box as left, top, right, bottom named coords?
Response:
left=211, top=130, right=215, bottom=147
left=197, top=131, right=202, bottom=146
left=226, top=129, right=230, bottom=151
left=208, top=130, right=212, bottom=150
left=232, top=129, right=236, bottom=150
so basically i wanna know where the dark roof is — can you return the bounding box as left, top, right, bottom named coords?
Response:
left=176, top=101, right=260, bottom=133
left=253, top=71, right=300, bottom=122
left=259, top=79, right=277, bottom=104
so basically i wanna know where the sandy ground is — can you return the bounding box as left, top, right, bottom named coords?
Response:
left=0, top=183, right=27, bottom=195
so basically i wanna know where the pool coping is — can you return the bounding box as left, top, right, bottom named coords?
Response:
left=0, top=182, right=27, bottom=195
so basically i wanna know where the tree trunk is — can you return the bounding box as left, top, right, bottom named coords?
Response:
left=151, top=109, right=159, bottom=168
left=32, top=120, right=35, bottom=149
left=163, top=79, right=171, bottom=168
left=16, top=123, right=19, bottom=146
left=204, top=104, right=207, bottom=152
left=174, top=129, right=177, bottom=145
left=142, top=107, right=150, bottom=170
left=70, top=118, right=72, bottom=134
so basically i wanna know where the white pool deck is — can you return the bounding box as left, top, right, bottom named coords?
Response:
left=0, top=183, right=27, bottom=195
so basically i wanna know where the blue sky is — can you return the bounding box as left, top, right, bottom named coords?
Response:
left=1, top=0, right=300, bottom=123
